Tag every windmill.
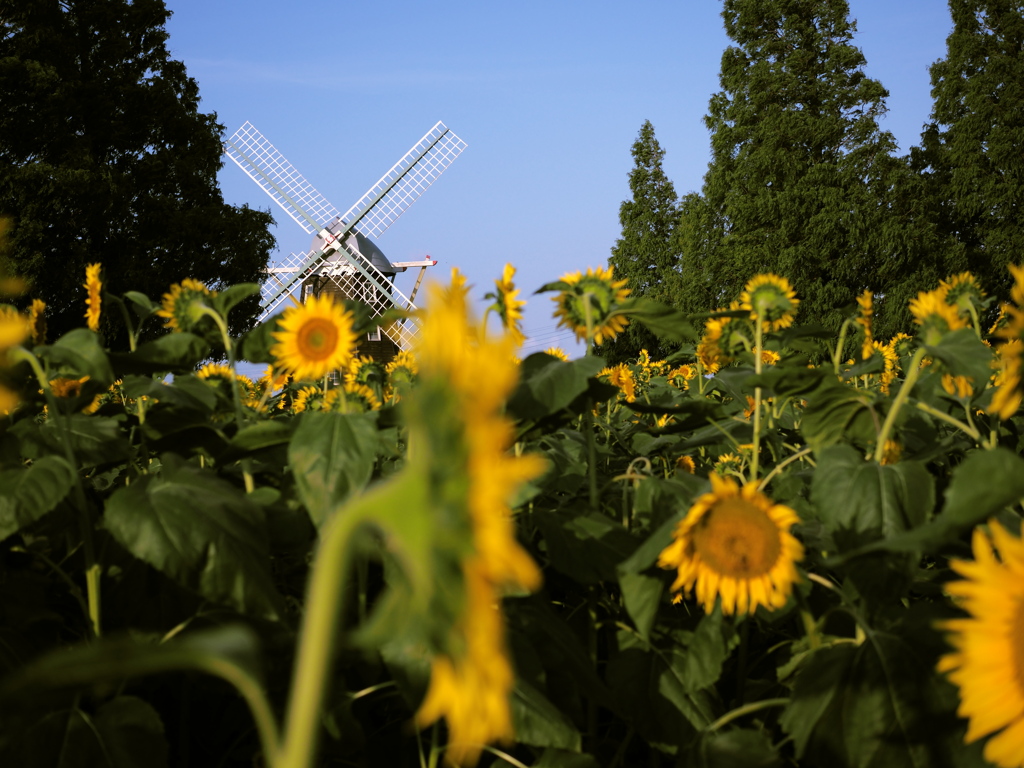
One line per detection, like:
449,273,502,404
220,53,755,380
223,121,467,357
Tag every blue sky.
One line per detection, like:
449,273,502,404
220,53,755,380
164,1,955,356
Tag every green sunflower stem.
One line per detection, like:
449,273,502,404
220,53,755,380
705,698,790,733
751,319,764,482
874,348,928,463
201,306,256,491
914,401,982,443
277,504,363,768
832,318,854,375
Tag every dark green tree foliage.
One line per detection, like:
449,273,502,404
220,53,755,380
913,0,1024,303
603,121,680,362
0,0,275,338
676,0,931,336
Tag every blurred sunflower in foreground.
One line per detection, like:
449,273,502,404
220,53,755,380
989,264,1024,421
939,521,1024,768
658,474,804,616
411,270,546,766
84,263,102,332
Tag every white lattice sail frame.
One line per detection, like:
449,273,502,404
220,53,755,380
224,121,466,347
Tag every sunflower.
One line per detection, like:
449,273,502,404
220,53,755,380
910,286,969,345
196,363,234,382
677,455,696,474
879,439,902,465
942,374,975,399
668,364,696,390
292,385,325,414
83,263,102,332
411,277,546,766
551,266,630,346
761,349,781,366
487,263,526,345
0,384,18,414
384,350,417,403
938,521,1024,768
544,347,570,362
0,305,30,355
271,294,358,381
599,363,636,403
345,354,386,398
874,341,899,394
940,272,986,320
27,299,46,345
888,332,915,360
987,265,1024,420
697,316,727,374
257,365,290,396
855,289,874,360
713,452,743,477
158,278,216,333
49,376,102,414
989,339,1023,420
739,274,800,331
342,382,381,411
658,474,804,615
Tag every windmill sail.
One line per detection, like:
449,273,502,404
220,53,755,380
223,121,466,347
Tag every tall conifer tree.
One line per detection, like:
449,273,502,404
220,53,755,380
603,121,680,362
676,0,926,335
0,0,275,338
913,0,1024,302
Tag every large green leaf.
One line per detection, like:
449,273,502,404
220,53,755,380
810,445,934,545
103,455,285,620
535,508,637,584
211,283,261,320
617,510,686,641
0,625,263,714
688,728,782,768
111,332,210,375
10,698,169,768
37,328,114,386
834,448,1024,558
0,455,76,541
237,314,282,364
288,411,379,527
780,633,982,768
621,297,698,342
510,678,581,751
800,383,878,451
924,328,993,390
606,628,717,753
12,414,131,468
508,354,608,422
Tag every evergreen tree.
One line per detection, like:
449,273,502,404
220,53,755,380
0,0,275,338
603,121,681,362
676,0,935,336
913,0,1024,303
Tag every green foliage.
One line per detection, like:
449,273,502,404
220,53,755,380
912,0,1024,306
602,121,682,362
675,0,943,337
0,262,1022,768
0,0,275,339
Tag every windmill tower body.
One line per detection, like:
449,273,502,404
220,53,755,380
223,121,466,362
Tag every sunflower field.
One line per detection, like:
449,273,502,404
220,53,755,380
1,251,1024,768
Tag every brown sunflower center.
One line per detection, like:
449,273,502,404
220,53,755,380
691,498,782,578
296,318,339,362
1011,595,1024,696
